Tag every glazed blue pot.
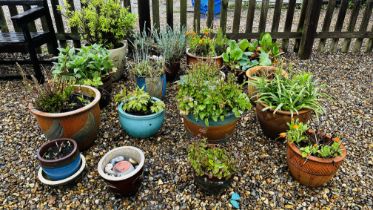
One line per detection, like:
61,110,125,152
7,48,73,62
118,98,165,138
135,74,166,98
37,138,81,181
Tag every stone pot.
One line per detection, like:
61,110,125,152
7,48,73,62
135,74,167,99
98,146,145,196
256,102,312,139
118,98,165,138
186,48,223,68
182,113,238,144
29,85,101,151
165,61,180,82
194,175,232,195
98,73,113,109
109,41,127,82
287,140,347,187
37,138,81,181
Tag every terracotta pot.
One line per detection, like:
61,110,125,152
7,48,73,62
98,146,145,196
256,102,312,139
165,61,180,82
109,41,128,82
29,85,101,151
98,73,113,109
182,113,238,144
186,48,223,67
287,141,347,187
194,175,232,195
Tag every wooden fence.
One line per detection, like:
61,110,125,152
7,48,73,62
0,0,372,59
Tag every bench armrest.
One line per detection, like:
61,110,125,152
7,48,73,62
11,6,46,24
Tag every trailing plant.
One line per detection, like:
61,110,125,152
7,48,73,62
115,87,165,115
188,139,236,180
186,28,228,57
52,44,114,87
60,0,136,49
177,63,252,126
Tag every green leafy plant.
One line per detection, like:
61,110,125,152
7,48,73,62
52,44,113,87
186,28,228,57
60,0,136,49
177,63,252,126
188,139,236,180
115,87,165,115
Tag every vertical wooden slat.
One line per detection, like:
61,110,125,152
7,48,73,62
318,0,336,52
282,0,296,51
330,0,348,52
353,0,373,53
271,0,283,37
342,0,362,52
166,0,173,29
245,0,256,34
138,0,151,33
180,0,187,28
232,0,242,34
0,7,9,32
193,0,201,32
366,24,373,52
207,0,214,28
123,0,131,12
298,0,322,59
51,0,66,47
22,5,37,32
66,0,80,47
152,0,160,31
294,0,309,52
220,0,228,33
8,6,21,32
259,0,269,33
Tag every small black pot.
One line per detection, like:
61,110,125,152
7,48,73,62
221,66,247,84
194,175,232,195
165,61,181,82
98,74,113,108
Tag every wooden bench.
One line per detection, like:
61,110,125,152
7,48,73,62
0,0,58,83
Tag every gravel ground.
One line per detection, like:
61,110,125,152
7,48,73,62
0,52,372,209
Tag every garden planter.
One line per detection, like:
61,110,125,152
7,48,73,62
194,175,232,195
186,48,223,67
37,138,81,181
29,85,101,151
256,102,312,139
98,146,145,195
109,41,127,81
182,113,238,143
135,74,167,98
287,141,347,187
98,73,113,108
165,61,180,82
118,98,165,138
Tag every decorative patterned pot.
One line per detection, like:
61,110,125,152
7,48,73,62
98,146,145,196
186,48,223,67
109,41,127,82
29,85,101,151
182,113,238,144
37,138,81,181
194,175,232,195
135,74,167,99
118,98,165,138
287,141,347,187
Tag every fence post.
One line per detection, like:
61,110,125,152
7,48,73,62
138,0,151,33
298,0,322,59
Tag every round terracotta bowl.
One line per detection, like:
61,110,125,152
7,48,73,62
98,146,145,196
194,174,233,195
256,102,312,139
287,141,347,187
186,48,223,68
29,85,101,151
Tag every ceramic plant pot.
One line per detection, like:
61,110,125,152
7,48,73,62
118,98,165,138
287,141,347,187
256,102,312,139
98,146,145,196
182,113,238,144
135,74,167,99
186,48,223,68
194,175,232,195
98,73,113,109
165,61,181,82
29,85,101,151
109,41,128,81
37,138,81,181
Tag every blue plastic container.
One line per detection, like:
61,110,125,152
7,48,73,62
135,74,166,99
192,0,221,15
118,98,165,138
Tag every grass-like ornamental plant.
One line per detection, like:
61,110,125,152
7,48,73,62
188,139,236,180
177,63,252,126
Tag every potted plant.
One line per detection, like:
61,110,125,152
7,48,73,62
251,70,325,139
186,28,227,67
188,139,236,195
98,146,145,195
115,87,165,138
177,63,252,143
52,44,114,108
37,138,81,181
280,120,347,187
60,0,136,81
153,26,186,82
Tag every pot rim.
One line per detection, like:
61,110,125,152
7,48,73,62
256,101,312,116
287,141,347,163
107,40,127,51
37,138,78,163
118,97,164,120
246,66,287,80
29,85,101,118
186,48,222,59
184,111,236,122
135,74,165,79
97,146,145,181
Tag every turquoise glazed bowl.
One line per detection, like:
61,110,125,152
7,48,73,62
118,98,165,138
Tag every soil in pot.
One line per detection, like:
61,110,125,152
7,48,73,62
42,140,74,160
124,100,158,116
194,175,232,195
59,94,93,112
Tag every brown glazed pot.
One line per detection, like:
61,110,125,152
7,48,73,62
98,146,145,196
98,73,113,109
29,85,101,151
186,48,223,68
165,61,181,82
287,141,347,187
256,102,312,139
